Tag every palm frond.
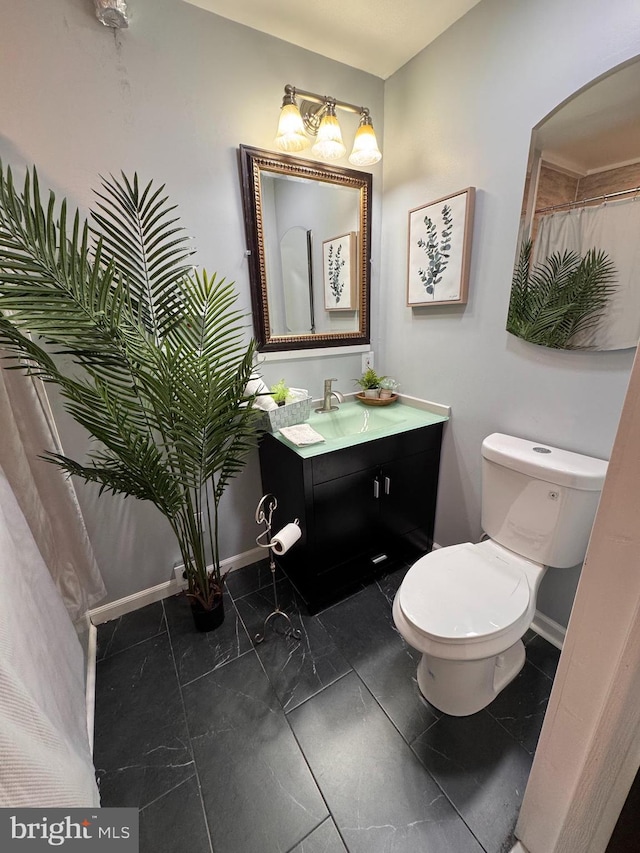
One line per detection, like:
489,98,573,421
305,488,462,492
91,173,194,341
506,240,617,349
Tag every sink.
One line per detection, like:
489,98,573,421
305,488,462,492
274,398,449,457
310,404,405,440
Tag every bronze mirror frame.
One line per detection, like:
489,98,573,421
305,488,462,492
238,144,371,352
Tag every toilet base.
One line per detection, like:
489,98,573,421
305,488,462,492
416,639,526,716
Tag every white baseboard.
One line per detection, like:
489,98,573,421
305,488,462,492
531,610,566,650
89,545,264,625
85,618,97,754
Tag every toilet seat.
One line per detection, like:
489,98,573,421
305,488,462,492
398,541,535,645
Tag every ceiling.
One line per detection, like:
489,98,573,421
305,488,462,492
182,0,483,79
180,0,639,174
535,60,640,174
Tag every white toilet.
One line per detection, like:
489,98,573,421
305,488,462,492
393,432,607,716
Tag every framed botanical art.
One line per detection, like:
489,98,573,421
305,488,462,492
323,231,356,310
407,187,475,306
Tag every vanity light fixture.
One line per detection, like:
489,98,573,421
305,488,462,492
349,112,382,167
274,84,382,167
311,101,346,161
274,87,308,152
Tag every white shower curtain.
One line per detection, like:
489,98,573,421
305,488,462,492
533,198,640,350
0,363,105,806
0,365,105,623
0,466,100,806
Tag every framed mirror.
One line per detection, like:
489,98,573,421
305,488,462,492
507,59,640,351
239,145,371,352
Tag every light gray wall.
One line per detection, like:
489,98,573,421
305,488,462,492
1,0,383,603
380,0,640,626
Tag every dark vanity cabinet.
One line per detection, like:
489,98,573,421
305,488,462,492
258,421,443,613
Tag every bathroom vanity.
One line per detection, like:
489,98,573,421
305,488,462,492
258,400,447,613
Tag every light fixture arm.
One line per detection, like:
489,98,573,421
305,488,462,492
283,84,369,120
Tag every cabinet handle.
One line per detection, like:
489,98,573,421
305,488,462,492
384,476,391,495
373,479,380,499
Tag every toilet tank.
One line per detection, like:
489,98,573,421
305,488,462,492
481,433,608,568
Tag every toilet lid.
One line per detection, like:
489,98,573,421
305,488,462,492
398,543,531,642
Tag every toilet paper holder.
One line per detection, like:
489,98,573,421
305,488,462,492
254,494,302,644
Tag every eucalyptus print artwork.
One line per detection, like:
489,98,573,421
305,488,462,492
417,203,453,298
407,188,475,306
323,232,356,310
327,243,346,304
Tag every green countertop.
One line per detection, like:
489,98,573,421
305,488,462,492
271,398,449,459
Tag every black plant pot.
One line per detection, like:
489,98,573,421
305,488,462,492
190,594,225,633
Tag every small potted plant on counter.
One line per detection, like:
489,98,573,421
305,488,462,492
379,377,399,400
270,379,290,406
356,367,385,399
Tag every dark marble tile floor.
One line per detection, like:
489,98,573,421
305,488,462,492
94,559,561,853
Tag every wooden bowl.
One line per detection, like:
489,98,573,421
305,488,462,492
355,393,399,407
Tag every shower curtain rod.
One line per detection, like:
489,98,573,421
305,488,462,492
536,185,640,215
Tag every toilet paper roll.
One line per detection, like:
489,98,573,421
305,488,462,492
271,522,302,555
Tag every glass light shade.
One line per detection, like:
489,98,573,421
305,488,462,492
311,112,346,160
348,121,382,167
275,103,309,152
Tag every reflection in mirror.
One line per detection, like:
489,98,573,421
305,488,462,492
507,58,640,351
279,226,314,335
239,145,371,352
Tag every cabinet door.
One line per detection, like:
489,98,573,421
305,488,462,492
312,466,381,568
380,451,439,541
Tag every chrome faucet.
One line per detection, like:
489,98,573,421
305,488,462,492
315,378,344,413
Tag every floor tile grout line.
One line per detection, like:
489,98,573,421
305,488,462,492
238,596,354,852
179,645,257,690
285,663,489,853
314,579,498,853
525,658,557,681
283,704,353,853
346,665,493,852
281,816,338,853
137,771,199,814
225,587,348,848
283,667,354,716
96,609,168,663
161,598,216,853
170,584,339,852
279,654,356,715
231,576,357,716
169,590,260,690
251,639,351,850
484,705,546,757
404,730,495,853
97,628,168,662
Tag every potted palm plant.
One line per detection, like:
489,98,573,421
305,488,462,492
355,367,385,398
0,163,262,631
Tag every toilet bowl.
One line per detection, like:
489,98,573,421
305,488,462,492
392,540,545,716
392,432,608,717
